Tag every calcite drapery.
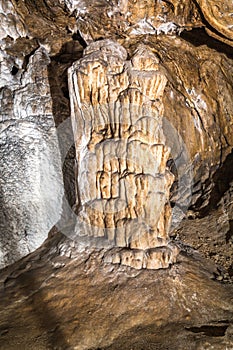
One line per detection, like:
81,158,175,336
68,40,179,269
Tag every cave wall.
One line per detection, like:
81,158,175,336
0,0,233,269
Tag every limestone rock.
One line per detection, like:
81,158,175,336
0,235,232,350
196,0,233,46
65,0,203,41
124,35,233,215
0,0,233,349
63,0,233,48
0,0,233,271
0,1,26,42
103,244,180,269
177,178,233,279
68,39,179,269
0,47,64,268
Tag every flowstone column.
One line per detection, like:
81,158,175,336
68,40,179,269
0,48,64,268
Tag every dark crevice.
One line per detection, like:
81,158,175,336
22,46,40,71
48,40,84,210
66,26,73,34
11,66,19,75
192,0,233,52
180,28,233,59
51,39,83,64
61,86,70,100
228,264,233,277
226,220,233,243
193,149,233,217
72,31,87,48
185,325,228,337
167,158,178,207
95,37,105,41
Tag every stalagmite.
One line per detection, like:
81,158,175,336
68,39,179,269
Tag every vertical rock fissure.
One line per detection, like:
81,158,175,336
197,149,233,216
47,40,84,210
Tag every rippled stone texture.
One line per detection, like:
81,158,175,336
64,0,233,47
68,39,179,269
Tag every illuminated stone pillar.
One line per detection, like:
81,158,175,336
68,40,179,269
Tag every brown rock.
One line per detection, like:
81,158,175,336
0,235,232,350
196,0,233,46
68,0,203,41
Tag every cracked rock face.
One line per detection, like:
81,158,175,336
68,39,179,269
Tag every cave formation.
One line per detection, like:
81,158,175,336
0,1,233,349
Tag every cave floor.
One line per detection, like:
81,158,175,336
0,231,233,350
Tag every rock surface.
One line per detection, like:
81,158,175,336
0,0,232,269
68,0,203,41
68,39,179,269
0,1,233,349
0,46,64,268
0,232,232,350
177,179,233,280
196,0,233,46
142,34,233,212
